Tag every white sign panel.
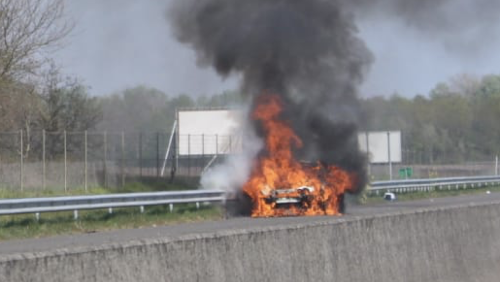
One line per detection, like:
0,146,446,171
178,109,402,162
358,131,402,163
178,109,244,155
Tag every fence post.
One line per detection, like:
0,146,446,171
365,131,371,177
387,131,392,180
84,130,88,192
103,131,107,188
202,134,205,175
496,155,498,176
42,129,46,190
64,130,67,192
188,134,191,177
121,131,125,188
139,132,143,177
156,132,160,178
20,130,23,192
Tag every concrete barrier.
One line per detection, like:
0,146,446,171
1,202,500,282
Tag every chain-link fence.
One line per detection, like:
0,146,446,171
0,130,498,190
0,131,236,191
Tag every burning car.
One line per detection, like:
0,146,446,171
264,186,314,208
242,95,355,217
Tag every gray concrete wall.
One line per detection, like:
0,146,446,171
1,202,500,282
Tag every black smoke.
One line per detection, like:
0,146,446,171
169,0,372,193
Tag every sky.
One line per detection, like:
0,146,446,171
53,0,500,98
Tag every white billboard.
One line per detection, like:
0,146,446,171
177,109,244,155
358,131,402,163
178,109,402,162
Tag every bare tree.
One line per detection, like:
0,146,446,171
0,0,72,81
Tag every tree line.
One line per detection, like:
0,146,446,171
362,74,500,164
1,0,499,164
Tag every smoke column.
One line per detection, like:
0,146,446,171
169,0,372,194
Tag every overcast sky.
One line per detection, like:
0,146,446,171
53,0,500,97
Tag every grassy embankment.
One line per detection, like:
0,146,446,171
0,178,224,240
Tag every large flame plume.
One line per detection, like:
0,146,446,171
243,94,355,217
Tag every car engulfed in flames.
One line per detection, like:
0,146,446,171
265,186,314,207
242,94,356,218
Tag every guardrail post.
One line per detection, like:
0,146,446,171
35,213,40,222
196,202,200,209
73,210,78,220
169,203,174,213
140,206,144,213
108,207,113,214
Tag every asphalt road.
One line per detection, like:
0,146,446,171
0,192,499,256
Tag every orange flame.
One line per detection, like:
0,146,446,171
243,94,355,217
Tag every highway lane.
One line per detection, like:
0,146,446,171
0,192,499,256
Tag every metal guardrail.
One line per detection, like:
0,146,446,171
0,190,225,219
369,175,500,194
1,175,500,218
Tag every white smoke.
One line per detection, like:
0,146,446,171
199,106,262,193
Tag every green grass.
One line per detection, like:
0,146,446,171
364,184,500,204
0,204,223,240
0,177,219,240
0,177,200,199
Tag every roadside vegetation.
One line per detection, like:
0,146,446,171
0,179,223,241
0,204,223,241
363,184,500,204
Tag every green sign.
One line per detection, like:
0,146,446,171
399,167,413,179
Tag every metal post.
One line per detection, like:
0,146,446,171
64,130,67,192
103,131,107,188
161,120,178,177
387,131,392,180
139,132,143,177
215,134,219,155
365,131,371,177
156,132,160,178
42,129,46,190
188,134,191,176
20,130,23,192
84,131,88,192
121,131,125,188
201,134,205,175
170,131,177,182
496,155,498,176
